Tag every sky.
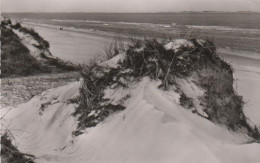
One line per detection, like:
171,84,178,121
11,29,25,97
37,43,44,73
1,0,260,13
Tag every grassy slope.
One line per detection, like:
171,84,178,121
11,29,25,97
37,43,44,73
1,25,50,77
1,21,78,78
0,20,80,162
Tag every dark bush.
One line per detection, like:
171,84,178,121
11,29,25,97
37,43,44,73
1,133,35,163
19,27,50,49
10,22,22,29
1,18,12,26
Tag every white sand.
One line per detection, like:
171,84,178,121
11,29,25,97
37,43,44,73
235,69,260,126
3,77,260,163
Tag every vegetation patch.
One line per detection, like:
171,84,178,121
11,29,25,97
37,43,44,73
1,132,35,163
1,18,78,78
73,63,127,135
179,93,194,110
0,24,51,77
18,25,50,50
75,37,260,141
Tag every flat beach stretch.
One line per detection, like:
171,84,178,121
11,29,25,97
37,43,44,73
23,23,113,64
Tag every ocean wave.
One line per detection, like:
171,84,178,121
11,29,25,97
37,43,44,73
51,19,176,28
27,18,260,34
51,19,103,24
187,25,260,33
22,21,115,38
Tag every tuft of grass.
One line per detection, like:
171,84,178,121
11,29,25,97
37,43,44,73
1,18,12,26
1,132,35,163
19,27,50,49
102,35,127,60
179,93,194,110
10,22,22,30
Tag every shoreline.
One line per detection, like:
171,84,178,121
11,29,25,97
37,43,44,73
24,23,260,61
23,22,117,39
4,12,260,30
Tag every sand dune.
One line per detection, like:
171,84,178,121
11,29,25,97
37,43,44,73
26,24,260,126
2,23,259,163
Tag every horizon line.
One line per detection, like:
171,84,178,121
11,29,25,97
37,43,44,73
2,11,260,14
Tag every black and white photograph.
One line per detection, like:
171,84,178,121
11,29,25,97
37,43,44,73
1,0,260,162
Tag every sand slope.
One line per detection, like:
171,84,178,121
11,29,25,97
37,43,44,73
2,76,260,163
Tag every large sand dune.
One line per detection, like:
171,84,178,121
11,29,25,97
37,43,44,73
26,24,260,126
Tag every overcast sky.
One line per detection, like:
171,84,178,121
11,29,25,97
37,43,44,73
1,0,260,13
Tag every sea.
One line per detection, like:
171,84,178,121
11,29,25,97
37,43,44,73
2,12,260,63
3,12,260,29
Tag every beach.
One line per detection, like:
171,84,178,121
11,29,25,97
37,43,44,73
2,0,260,160
23,23,114,64
2,19,260,125
21,22,260,126
2,15,260,163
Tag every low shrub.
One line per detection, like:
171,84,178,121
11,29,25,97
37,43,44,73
10,22,22,29
75,37,260,141
1,18,12,26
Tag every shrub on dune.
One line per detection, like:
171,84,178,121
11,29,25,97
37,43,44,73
75,37,260,141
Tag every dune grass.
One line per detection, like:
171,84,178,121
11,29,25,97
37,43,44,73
1,24,51,77
1,19,79,78
1,132,35,163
